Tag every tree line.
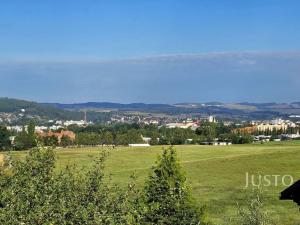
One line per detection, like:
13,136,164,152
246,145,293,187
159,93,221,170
0,122,257,151
68,122,254,146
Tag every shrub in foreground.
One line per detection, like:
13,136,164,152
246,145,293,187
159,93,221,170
0,147,140,224
0,146,206,225
237,191,275,225
142,147,209,225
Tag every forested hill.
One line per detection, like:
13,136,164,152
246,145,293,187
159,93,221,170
43,102,176,111
0,98,83,120
1,97,300,121
45,101,293,119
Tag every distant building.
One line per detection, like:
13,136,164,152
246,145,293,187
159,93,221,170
141,136,152,144
233,126,256,134
7,125,23,133
253,135,271,142
55,120,63,125
35,126,48,132
201,142,232,146
186,138,193,143
63,120,86,127
234,118,298,135
49,125,63,130
166,122,199,130
207,116,217,123
289,115,300,118
280,131,300,140
256,123,288,132
9,136,16,144
223,121,234,126
149,120,159,125
128,143,150,147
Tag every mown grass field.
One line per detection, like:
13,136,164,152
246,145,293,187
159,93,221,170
4,141,300,224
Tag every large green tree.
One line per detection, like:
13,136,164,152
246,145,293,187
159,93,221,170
60,135,73,147
14,122,37,150
75,132,100,146
101,131,114,145
196,122,217,142
0,126,11,151
142,147,208,225
42,135,59,147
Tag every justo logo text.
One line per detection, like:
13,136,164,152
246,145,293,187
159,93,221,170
245,172,294,188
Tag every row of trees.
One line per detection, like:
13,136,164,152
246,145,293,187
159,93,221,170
250,127,300,136
0,122,75,151
0,147,209,224
75,129,143,146
1,121,256,151
69,122,253,146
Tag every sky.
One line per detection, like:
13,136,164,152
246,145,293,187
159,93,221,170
0,0,300,103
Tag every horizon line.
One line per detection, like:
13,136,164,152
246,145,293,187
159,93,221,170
1,50,300,64
1,96,299,106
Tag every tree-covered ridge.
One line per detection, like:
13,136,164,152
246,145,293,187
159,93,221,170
2,97,297,122
0,97,82,120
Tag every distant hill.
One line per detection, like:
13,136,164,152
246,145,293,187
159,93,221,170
1,97,300,122
43,102,176,111
44,100,299,120
0,97,83,121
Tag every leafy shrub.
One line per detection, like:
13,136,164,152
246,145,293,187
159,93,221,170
0,146,208,225
237,191,275,225
0,147,140,225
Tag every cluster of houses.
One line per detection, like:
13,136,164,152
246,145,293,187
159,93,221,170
4,114,300,147
6,119,91,134
110,114,219,130
236,119,299,134
5,119,88,146
251,118,297,132
200,141,232,146
110,115,160,125
165,121,199,130
0,112,20,124
233,118,300,143
50,119,92,127
165,116,217,130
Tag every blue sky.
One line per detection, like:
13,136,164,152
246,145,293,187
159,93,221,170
0,1,300,103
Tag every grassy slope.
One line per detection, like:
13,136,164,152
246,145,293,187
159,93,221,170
9,142,300,224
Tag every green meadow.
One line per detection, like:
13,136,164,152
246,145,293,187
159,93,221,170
6,141,300,224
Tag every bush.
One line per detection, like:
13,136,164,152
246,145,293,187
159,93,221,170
142,147,209,225
237,191,275,225
0,147,140,225
0,146,209,225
